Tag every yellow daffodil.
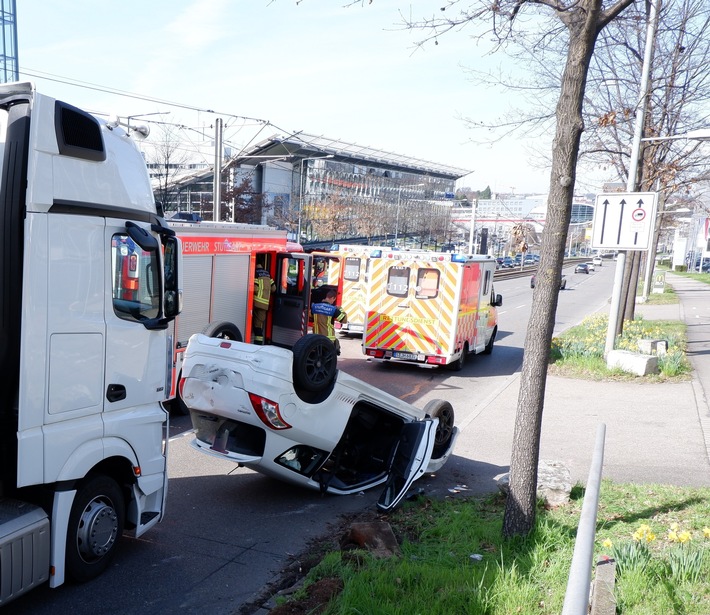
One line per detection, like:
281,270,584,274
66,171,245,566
645,532,656,543
668,530,679,543
703,527,710,539
602,538,613,549
678,531,692,543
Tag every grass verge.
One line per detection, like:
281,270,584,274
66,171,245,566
549,312,690,381
274,482,710,614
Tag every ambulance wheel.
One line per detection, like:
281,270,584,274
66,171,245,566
66,475,125,583
202,321,243,341
448,344,468,371
424,399,455,459
292,334,337,393
483,328,497,355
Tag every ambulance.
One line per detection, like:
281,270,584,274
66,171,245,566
363,250,502,369
168,222,312,409
312,244,388,336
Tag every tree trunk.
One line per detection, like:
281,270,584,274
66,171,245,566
502,1,605,538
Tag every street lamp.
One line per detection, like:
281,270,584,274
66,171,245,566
298,154,334,240
395,182,426,248
641,128,710,142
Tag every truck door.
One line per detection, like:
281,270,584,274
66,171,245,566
105,221,170,412
271,253,312,348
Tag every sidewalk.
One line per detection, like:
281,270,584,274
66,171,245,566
448,273,710,492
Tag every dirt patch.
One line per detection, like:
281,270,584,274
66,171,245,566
267,577,344,615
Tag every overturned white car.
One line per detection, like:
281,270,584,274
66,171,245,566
179,334,458,511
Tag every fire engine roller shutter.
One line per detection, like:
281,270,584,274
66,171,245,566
210,254,250,338
177,255,213,347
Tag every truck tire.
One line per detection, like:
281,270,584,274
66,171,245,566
201,321,243,341
292,334,337,393
66,475,125,583
424,399,455,459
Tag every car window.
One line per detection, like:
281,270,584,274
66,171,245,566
343,257,361,282
111,233,160,322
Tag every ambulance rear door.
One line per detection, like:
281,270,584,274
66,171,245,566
368,258,448,361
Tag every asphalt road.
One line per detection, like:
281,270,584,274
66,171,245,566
3,261,616,615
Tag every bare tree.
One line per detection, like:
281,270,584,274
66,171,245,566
147,124,193,214
396,0,634,536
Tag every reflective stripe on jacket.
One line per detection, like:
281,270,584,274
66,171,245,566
254,268,275,309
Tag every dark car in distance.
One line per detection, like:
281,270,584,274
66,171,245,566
574,263,590,274
531,274,566,290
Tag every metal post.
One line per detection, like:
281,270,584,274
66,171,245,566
395,185,402,248
468,199,477,254
213,117,223,222
562,423,607,615
604,0,660,355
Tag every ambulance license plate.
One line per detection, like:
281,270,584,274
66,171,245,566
394,351,418,361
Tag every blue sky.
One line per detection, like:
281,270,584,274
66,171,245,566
17,0,571,194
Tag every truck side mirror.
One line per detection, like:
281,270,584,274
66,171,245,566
163,236,182,319
494,294,503,307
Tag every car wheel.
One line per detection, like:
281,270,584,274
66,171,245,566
66,475,125,583
424,399,455,459
201,321,243,341
483,327,496,355
292,334,337,393
173,370,190,416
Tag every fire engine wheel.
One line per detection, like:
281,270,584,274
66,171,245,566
448,344,468,371
292,334,337,393
202,321,243,341
483,327,497,355
66,475,125,583
424,399,455,459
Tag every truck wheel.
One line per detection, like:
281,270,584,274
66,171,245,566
66,475,125,583
483,328,497,355
424,399,455,459
201,321,243,341
292,334,337,393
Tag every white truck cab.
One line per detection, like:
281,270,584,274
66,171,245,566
0,82,181,604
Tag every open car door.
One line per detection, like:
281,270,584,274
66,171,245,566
376,420,437,511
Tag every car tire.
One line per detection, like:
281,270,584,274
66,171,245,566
201,321,243,341
424,399,455,459
292,334,337,393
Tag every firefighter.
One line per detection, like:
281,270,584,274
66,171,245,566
311,289,347,355
253,258,275,344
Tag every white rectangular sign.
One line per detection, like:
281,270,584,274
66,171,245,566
591,192,658,250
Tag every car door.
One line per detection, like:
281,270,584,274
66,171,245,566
376,420,436,511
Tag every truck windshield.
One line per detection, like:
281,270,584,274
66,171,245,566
111,233,160,322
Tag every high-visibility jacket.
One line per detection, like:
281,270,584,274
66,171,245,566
311,302,347,341
254,267,275,310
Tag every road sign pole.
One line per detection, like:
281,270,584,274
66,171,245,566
605,251,626,353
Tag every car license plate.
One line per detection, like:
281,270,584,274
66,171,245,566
394,351,418,361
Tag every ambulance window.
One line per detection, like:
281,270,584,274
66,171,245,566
344,257,361,281
386,266,410,297
483,270,492,295
415,268,440,299
111,233,160,322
